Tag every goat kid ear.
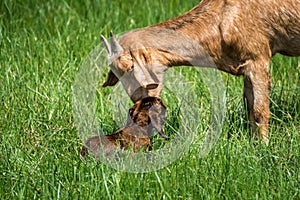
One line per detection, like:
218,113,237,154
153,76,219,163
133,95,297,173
149,104,168,139
102,70,119,87
126,107,135,126
126,100,142,125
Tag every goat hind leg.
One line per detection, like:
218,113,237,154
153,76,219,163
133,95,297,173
243,60,271,145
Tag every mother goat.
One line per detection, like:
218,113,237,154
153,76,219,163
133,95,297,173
100,0,300,145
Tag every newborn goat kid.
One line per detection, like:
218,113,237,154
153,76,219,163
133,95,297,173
101,0,300,145
81,97,167,158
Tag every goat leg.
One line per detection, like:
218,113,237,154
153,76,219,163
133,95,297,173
243,59,271,145
158,129,169,139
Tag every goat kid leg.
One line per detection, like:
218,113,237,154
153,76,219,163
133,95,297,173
243,60,271,145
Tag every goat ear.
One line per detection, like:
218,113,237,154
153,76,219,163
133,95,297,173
132,64,159,89
149,103,168,138
130,49,159,90
126,100,142,125
126,107,135,126
102,70,119,87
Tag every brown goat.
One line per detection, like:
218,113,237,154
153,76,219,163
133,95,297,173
101,0,300,145
81,97,167,158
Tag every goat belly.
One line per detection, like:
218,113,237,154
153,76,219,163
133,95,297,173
117,126,151,152
82,135,119,158
81,126,151,158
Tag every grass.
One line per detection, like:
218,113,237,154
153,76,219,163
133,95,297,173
1,0,299,199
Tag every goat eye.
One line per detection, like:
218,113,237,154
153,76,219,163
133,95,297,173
128,65,134,72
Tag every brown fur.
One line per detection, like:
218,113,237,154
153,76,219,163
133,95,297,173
81,97,167,158
101,0,300,145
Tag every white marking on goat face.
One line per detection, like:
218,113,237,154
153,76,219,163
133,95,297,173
108,52,133,79
110,51,167,102
101,33,168,101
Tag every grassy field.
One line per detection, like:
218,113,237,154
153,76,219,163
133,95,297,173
1,0,299,199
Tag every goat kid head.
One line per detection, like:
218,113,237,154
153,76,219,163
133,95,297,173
100,31,169,102
80,97,167,159
126,97,168,139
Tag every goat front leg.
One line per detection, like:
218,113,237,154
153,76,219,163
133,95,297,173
243,59,271,145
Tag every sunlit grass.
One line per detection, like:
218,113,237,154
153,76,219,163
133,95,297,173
1,0,299,199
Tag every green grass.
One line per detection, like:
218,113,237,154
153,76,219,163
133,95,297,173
1,0,299,199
